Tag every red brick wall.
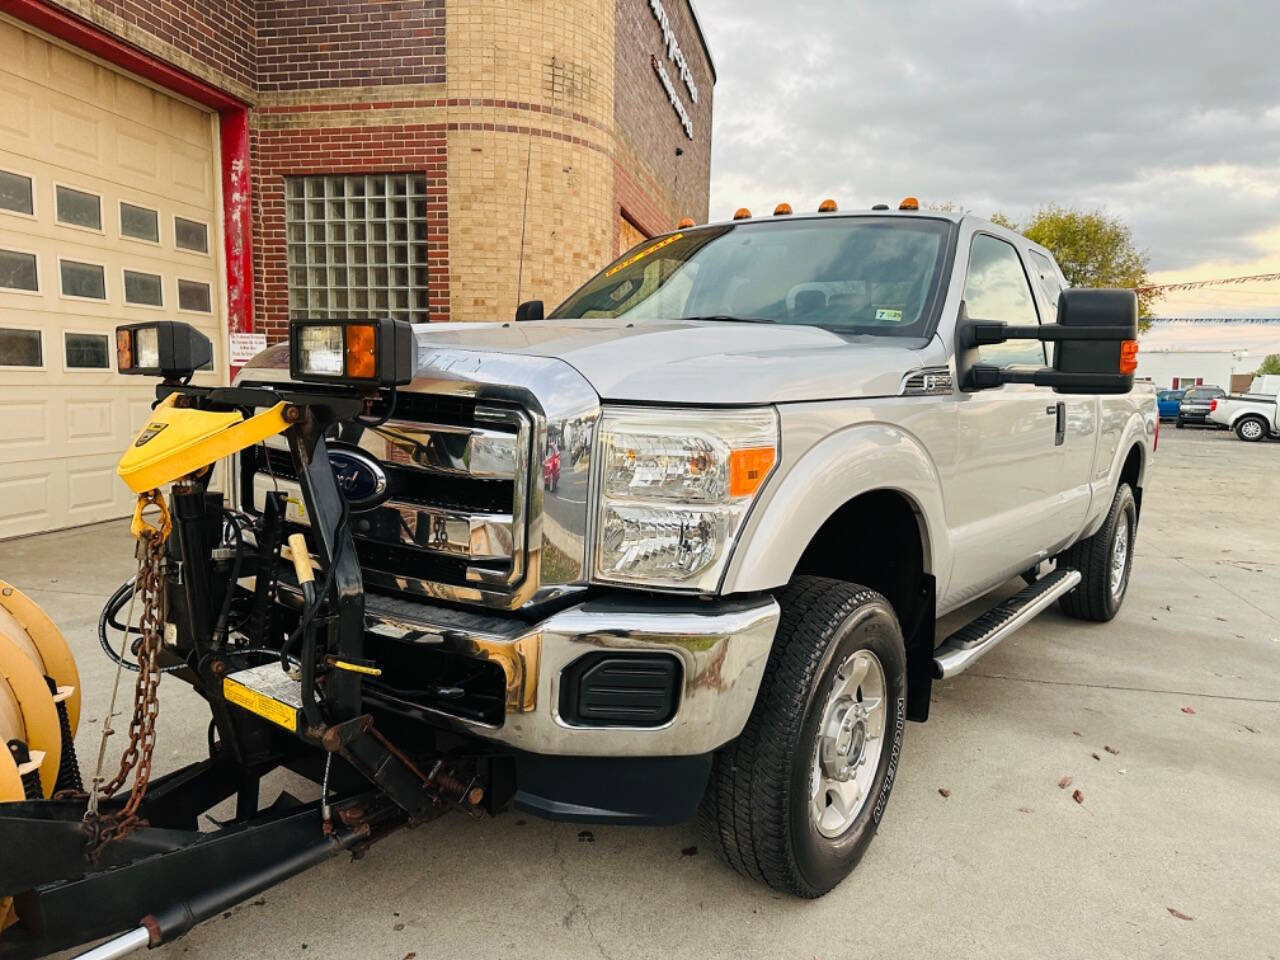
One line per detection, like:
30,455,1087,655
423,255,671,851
614,0,714,225
251,124,449,343
256,0,445,92
75,0,256,90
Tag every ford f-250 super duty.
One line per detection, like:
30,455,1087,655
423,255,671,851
230,203,1156,898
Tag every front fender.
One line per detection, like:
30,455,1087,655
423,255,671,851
722,419,949,596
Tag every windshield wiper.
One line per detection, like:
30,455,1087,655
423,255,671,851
683,315,778,324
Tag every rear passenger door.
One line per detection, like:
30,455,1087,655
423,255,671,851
948,234,1076,600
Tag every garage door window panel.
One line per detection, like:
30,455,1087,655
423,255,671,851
120,202,161,244
0,170,35,218
64,331,111,370
175,216,209,254
55,184,103,232
59,259,107,301
963,234,1044,367
0,328,43,368
0,248,40,293
123,269,164,308
177,278,212,314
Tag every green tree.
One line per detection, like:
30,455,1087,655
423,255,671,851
988,206,1159,330
1257,353,1280,376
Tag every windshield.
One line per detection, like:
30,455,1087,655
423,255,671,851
552,217,954,336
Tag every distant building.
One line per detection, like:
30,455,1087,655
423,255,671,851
1135,348,1250,390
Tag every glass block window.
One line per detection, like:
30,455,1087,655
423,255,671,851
121,202,160,243
0,171,33,215
285,173,430,323
56,185,102,230
0,249,38,291
60,260,106,299
65,331,110,369
178,278,212,313
123,269,163,306
0,328,42,367
175,216,209,253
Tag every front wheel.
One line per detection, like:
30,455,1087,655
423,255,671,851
1236,416,1268,442
1175,417,1185,428
698,577,907,898
1057,482,1137,622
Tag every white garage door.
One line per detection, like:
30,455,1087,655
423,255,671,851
0,16,226,538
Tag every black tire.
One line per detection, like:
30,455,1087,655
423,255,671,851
698,576,907,898
1057,483,1137,622
1235,416,1268,443
1175,417,1185,428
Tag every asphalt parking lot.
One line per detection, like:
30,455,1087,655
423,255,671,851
7,426,1276,960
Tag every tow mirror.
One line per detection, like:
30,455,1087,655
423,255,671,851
515,299,544,322
956,288,1138,395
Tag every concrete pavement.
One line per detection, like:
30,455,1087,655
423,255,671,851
6,426,1277,960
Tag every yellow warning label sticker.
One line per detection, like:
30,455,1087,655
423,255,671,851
223,677,298,732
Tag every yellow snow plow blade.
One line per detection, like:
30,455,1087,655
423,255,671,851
0,579,81,734
0,632,61,799
117,394,291,493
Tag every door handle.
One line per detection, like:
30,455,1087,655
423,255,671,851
1051,402,1066,446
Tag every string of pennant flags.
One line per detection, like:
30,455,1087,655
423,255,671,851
1136,271,1280,294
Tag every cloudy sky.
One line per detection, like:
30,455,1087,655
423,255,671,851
694,0,1280,328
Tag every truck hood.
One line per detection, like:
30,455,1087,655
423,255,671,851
403,318,947,404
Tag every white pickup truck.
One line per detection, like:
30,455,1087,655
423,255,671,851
238,205,1157,898
1208,383,1280,441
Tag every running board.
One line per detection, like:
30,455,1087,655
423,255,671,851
933,568,1082,679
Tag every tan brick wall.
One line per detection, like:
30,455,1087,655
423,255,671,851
444,0,617,323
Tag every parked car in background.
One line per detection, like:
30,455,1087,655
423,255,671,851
1176,385,1226,428
1208,389,1280,442
1157,388,1185,420
543,442,560,490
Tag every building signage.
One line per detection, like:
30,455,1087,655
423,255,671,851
652,55,694,140
229,331,267,366
648,0,699,104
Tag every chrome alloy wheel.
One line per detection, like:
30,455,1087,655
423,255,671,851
1240,419,1265,440
1110,518,1130,598
809,648,887,838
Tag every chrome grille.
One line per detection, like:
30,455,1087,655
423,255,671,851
245,401,531,600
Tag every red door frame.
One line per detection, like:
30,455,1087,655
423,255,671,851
0,0,254,346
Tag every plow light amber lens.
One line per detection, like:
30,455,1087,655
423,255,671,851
345,323,377,379
728,447,777,498
1120,339,1139,374
116,329,133,370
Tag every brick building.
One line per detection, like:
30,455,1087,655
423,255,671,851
0,0,714,535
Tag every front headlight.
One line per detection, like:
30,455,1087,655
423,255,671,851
593,407,778,590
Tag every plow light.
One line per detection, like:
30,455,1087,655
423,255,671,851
115,321,212,379
289,317,415,387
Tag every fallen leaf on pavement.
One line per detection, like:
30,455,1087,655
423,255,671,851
1058,776,1073,789
1181,706,1196,715
1104,745,1119,755
938,788,951,798
681,845,698,856
405,953,418,960
1072,731,1083,737
1092,752,1101,761
1017,806,1034,814
1167,908,1194,921
1072,789,1084,805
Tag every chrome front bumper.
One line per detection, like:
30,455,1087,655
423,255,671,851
364,592,780,757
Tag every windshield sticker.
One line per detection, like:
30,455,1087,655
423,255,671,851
605,232,683,277
874,308,904,322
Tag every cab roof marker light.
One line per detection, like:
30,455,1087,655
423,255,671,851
733,207,752,220
773,203,793,216
899,196,920,210
818,198,838,213
677,217,695,228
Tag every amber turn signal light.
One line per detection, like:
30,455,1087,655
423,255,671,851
1119,339,1139,375
728,446,777,498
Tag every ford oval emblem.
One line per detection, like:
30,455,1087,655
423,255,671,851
328,449,389,510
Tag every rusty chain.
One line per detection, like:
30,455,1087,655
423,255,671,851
88,492,170,850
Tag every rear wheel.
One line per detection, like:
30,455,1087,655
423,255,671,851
1236,416,1268,442
1175,416,1185,428
698,577,907,898
1058,483,1136,622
